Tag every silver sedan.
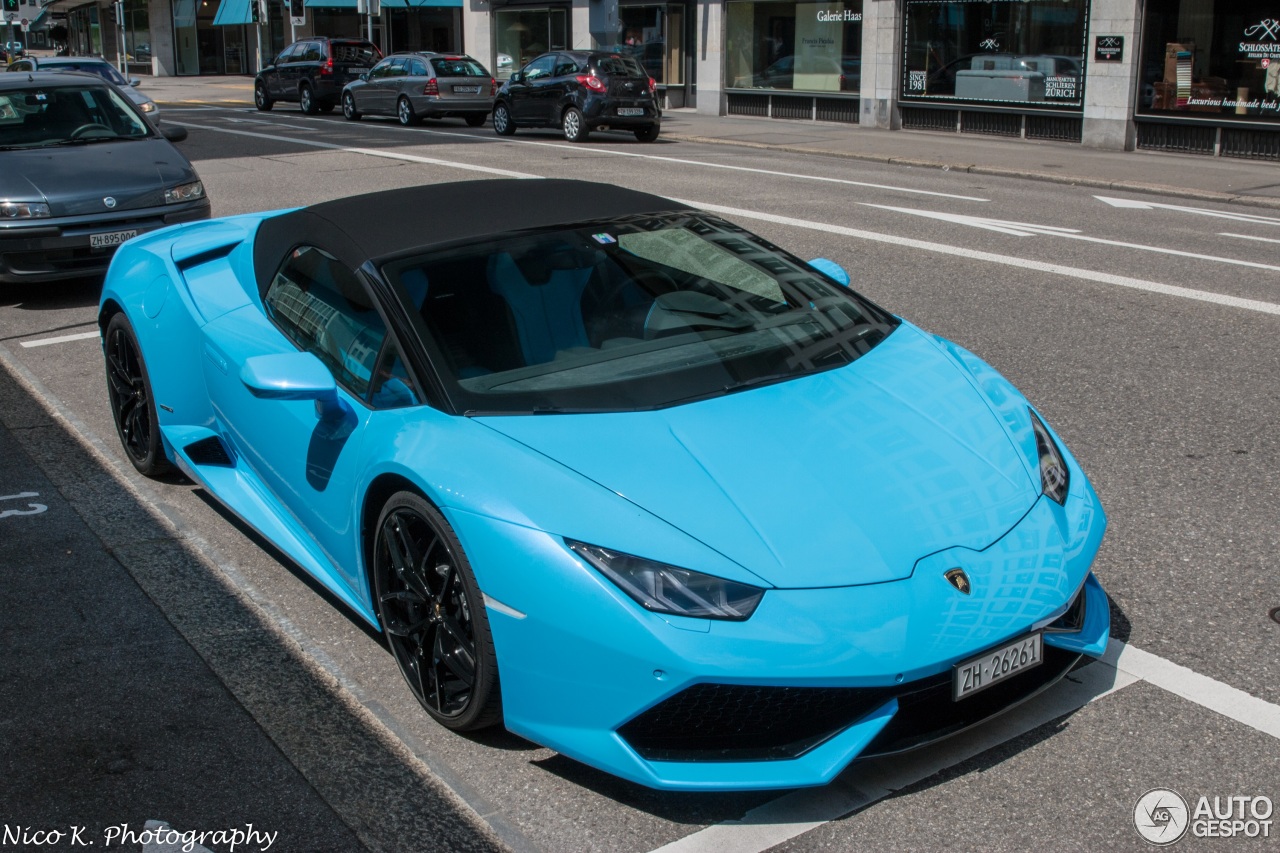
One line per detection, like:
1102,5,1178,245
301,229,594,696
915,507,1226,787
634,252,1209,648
341,52,494,127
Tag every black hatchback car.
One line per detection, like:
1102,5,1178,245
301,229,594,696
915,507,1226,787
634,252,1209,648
493,50,660,142
255,37,382,115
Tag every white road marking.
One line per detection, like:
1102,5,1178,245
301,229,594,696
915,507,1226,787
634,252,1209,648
652,638,1280,853
20,330,102,348
170,120,541,179
195,108,991,202
677,199,1280,317
863,203,1280,273
1097,195,1280,226
1,491,48,519
1221,232,1280,245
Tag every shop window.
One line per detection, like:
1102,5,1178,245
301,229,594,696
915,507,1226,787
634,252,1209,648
901,0,1087,109
1138,1,1280,124
591,3,685,85
494,8,568,78
726,1,861,94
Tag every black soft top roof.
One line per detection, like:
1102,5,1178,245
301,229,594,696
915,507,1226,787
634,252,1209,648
252,179,691,293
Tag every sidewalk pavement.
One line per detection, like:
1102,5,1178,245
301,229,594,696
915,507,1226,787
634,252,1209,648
140,74,1280,210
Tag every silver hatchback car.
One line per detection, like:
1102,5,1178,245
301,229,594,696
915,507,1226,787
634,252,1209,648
341,52,494,127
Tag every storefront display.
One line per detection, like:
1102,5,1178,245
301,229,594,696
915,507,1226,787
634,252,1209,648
725,1,861,93
901,0,1088,109
592,2,686,85
494,6,567,78
1138,2,1280,123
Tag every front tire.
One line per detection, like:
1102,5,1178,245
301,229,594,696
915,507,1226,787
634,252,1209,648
373,492,501,731
104,313,171,477
299,83,319,115
562,106,589,142
492,103,515,136
254,80,273,111
464,113,486,127
397,96,419,126
342,91,361,121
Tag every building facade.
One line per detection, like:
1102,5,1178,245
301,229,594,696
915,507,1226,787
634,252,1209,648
31,0,1280,158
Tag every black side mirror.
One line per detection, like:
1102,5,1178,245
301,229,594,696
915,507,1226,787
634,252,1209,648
161,124,188,142
510,71,524,84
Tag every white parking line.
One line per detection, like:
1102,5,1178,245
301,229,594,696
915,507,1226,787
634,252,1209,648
1221,232,1280,245
191,108,991,202
171,121,541,179
652,638,1280,853
676,199,1280,318
20,330,102,348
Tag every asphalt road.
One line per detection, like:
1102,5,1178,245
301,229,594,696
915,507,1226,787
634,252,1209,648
2,106,1278,852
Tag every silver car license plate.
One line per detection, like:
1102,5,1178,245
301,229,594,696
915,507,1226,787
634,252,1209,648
90,229,138,249
953,632,1043,700
453,85,481,94
616,107,644,116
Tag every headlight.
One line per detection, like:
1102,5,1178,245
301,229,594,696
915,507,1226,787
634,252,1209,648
1029,408,1069,505
566,540,765,621
0,201,51,219
164,181,204,205
138,101,157,113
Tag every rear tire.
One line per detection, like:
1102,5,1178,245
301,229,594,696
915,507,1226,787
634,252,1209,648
254,80,273,111
492,103,515,136
464,113,486,127
634,124,660,143
318,102,335,114
397,96,419,126
342,91,361,121
299,83,319,115
562,106,589,143
104,313,172,477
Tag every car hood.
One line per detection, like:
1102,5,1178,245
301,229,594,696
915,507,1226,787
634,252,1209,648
0,140,194,215
477,324,1041,589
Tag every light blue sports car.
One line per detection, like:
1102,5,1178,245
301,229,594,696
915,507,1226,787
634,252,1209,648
99,180,1109,791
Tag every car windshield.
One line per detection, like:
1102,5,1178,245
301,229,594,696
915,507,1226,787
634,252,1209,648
45,61,129,86
0,85,151,148
384,212,899,414
592,54,646,77
429,57,488,77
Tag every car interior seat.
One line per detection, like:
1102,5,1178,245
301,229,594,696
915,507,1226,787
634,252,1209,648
486,244,603,366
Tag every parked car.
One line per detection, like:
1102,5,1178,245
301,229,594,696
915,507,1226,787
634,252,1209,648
255,37,382,115
6,56,161,123
342,52,494,126
3,42,24,60
0,72,208,285
749,53,860,92
97,178,1108,791
493,50,660,142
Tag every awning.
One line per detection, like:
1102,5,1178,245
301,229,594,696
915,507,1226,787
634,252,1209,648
304,0,462,8
29,5,50,25
212,0,254,26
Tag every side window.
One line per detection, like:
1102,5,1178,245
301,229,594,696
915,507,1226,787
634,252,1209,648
368,58,393,79
273,45,294,65
553,55,577,77
387,57,408,77
523,54,556,81
301,43,322,63
368,340,421,409
407,59,428,77
264,246,388,399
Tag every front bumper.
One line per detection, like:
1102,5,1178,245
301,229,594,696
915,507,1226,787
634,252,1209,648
454,453,1109,791
0,199,210,284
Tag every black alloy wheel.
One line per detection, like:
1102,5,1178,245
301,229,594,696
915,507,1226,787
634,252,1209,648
464,113,486,127
254,80,273,111
492,102,515,136
562,106,589,142
634,124,659,143
397,96,419,126
299,83,318,115
373,491,501,731
104,313,171,477
342,91,361,121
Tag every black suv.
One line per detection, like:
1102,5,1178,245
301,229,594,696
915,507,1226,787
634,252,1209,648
493,50,660,143
255,37,382,115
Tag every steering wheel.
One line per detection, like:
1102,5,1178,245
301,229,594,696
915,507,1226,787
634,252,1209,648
69,122,113,139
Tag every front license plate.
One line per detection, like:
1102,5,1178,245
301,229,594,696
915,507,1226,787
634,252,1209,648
89,229,137,249
953,632,1043,701
453,85,481,94
616,107,644,116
